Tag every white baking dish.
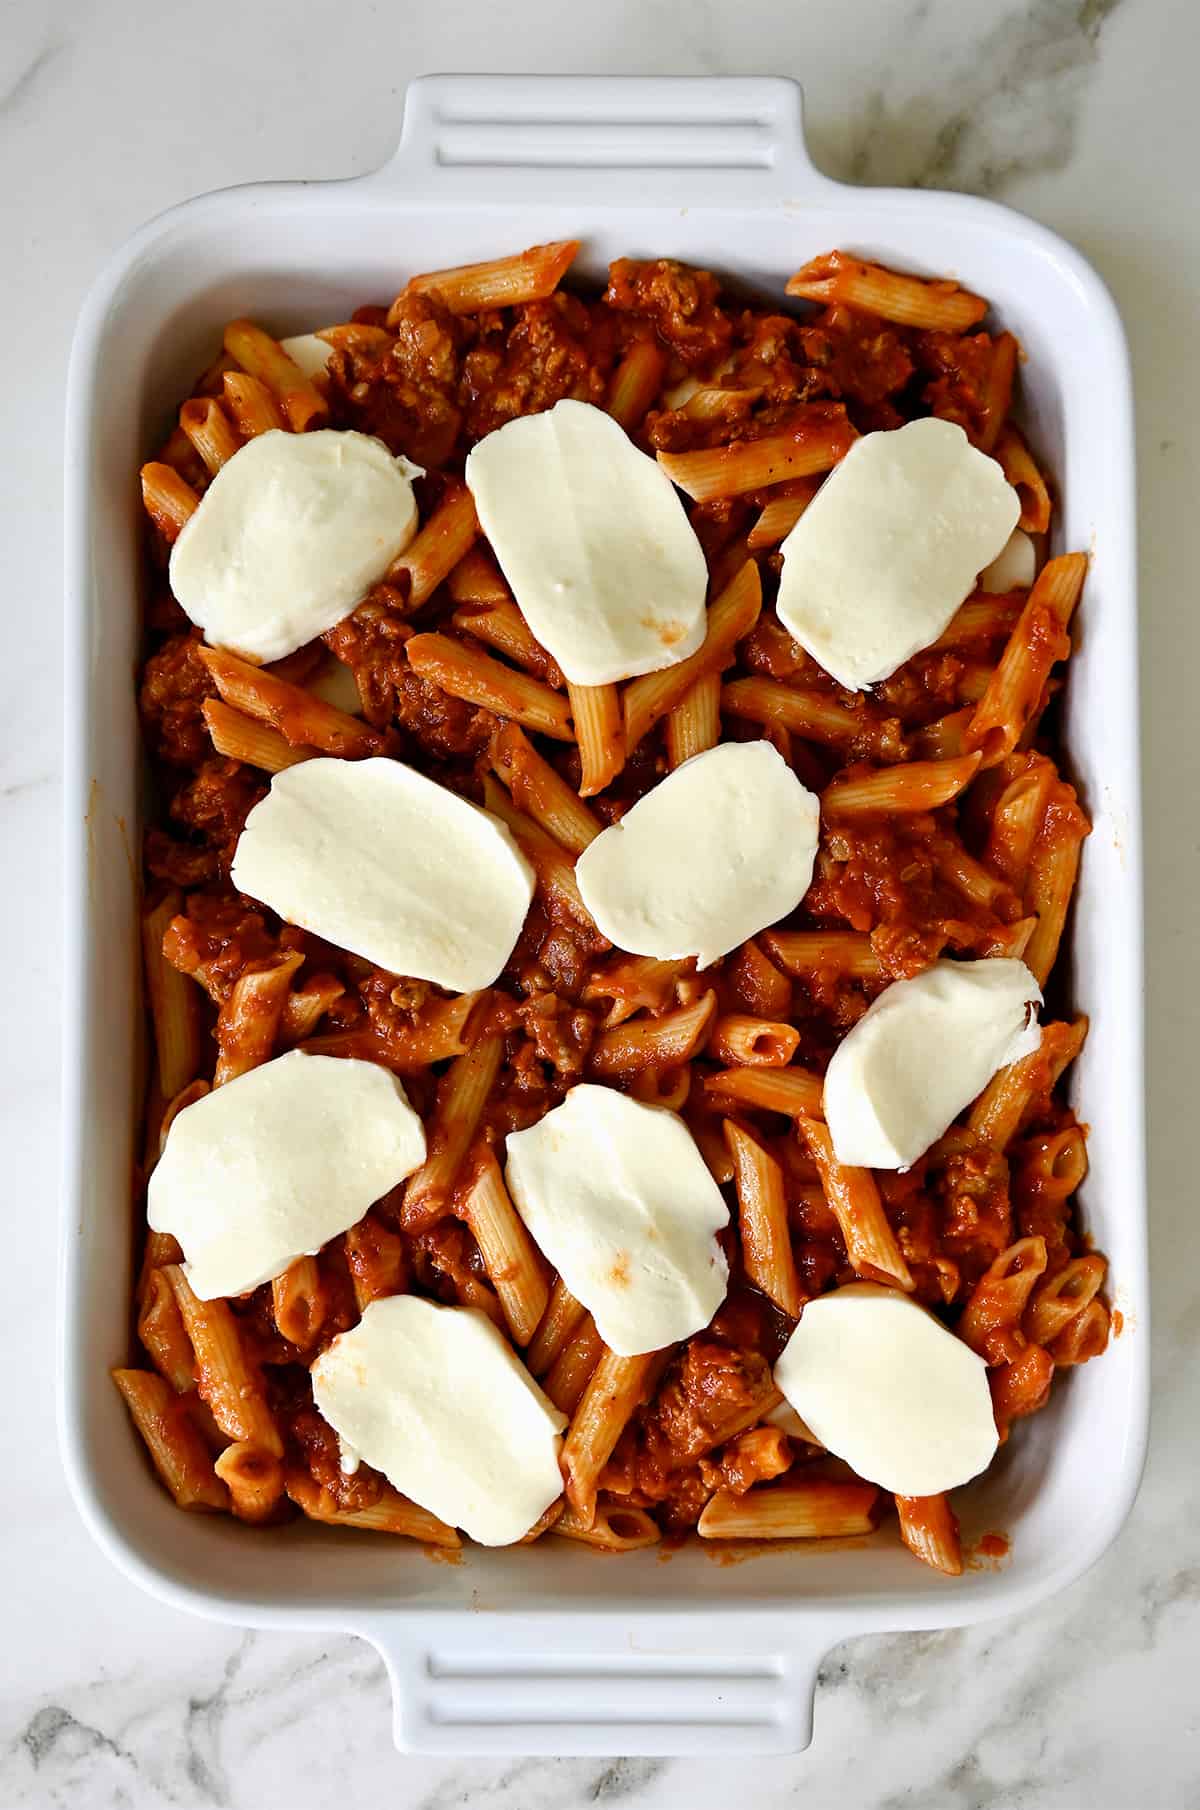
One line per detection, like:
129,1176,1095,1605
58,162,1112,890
60,74,1148,1756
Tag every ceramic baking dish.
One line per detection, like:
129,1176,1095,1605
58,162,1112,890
60,74,1148,1756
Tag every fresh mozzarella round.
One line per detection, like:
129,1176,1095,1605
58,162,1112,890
279,332,334,378
505,1084,729,1357
148,1051,426,1299
979,527,1037,593
231,757,535,991
169,429,422,663
823,958,1043,1170
575,741,820,968
464,399,709,686
311,1296,567,1546
774,1284,998,1495
776,418,1021,689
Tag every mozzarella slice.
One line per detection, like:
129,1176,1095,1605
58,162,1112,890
169,429,422,664
311,1296,567,1546
231,757,535,991
575,742,819,968
774,1283,998,1495
775,418,1020,690
823,958,1042,1170
279,332,334,379
464,399,708,685
505,1084,729,1356
979,527,1037,593
148,1051,426,1299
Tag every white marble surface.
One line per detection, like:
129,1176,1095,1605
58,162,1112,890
3,0,1198,1802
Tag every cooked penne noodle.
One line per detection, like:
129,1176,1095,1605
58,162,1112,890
198,645,387,758
1049,1299,1110,1365
985,755,1056,884
996,426,1052,533
666,671,722,767
542,1314,605,1416
931,832,1014,912
517,1498,567,1543
932,594,1024,651
461,1148,551,1346
702,1064,824,1119
622,559,761,755
631,1064,691,1111
552,1501,662,1551
728,938,793,1019
447,544,511,607
140,462,199,541
213,952,304,1086
968,1017,1088,1151
786,251,987,332
214,1442,285,1524
179,396,243,475
894,1493,963,1575
959,1236,1049,1364
746,479,820,549
710,1014,800,1068
278,973,345,1045
406,632,572,740
725,1121,805,1317
1017,1126,1089,1200
722,676,902,759
562,1349,659,1525
1025,1254,1107,1347
399,240,580,316
762,930,883,982
657,410,856,502
481,775,598,931
454,601,563,683
1023,786,1091,986
491,722,600,854
568,682,626,796
163,1266,283,1456
607,338,667,431
271,1257,327,1349
343,1213,409,1311
588,991,717,1078
111,1369,229,1512
222,319,328,431
315,322,392,356
285,1474,461,1546
911,706,973,761
301,990,479,1072
401,1031,504,1232
966,555,1086,764
387,483,480,607
157,422,207,486
974,331,1019,452
526,1275,587,1378
582,954,689,1027
137,1268,196,1393
698,1478,879,1539
799,1119,914,1291
822,753,981,817
221,369,287,437
142,889,203,1102
202,697,311,773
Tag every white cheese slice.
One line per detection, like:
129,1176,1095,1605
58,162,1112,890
505,1084,729,1357
464,399,709,686
575,742,820,967
775,418,1021,690
311,1296,567,1546
823,958,1043,1170
231,757,535,991
774,1283,998,1495
148,1051,426,1300
169,429,423,664
979,527,1037,593
279,332,334,378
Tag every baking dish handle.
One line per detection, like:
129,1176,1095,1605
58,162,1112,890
364,74,829,209
356,1613,836,1754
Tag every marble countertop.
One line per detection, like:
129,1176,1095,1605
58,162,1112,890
4,0,1197,1802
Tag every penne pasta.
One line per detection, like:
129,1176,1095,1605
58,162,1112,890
285,1474,461,1546
214,1442,285,1524
588,991,717,1078
221,369,287,438
786,251,987,331
343,1213,409,1312
722,676,904,761
399,240,580,316
406,632,572,740
666,671,722,768
562,1348,659,1526
568,682,626,797
698,1478,879,1540
657,409,856,503
1023,785,1091,986
799,1119,914,1291
702,1064,824,1119
140,462,199,541
725,1120,805,1316
198,645,387,759
202,697,311,773
552,1500,662,1551
710,1014,800,1068
996,426,1052,533
607,338,667,432
959,1237,1049,1365
137,1268,196,1393
526,1275,587,1379
386,483,480,608
111,1369,229,1512
966,555,1086,765
447,544,511,607
481,774,598,932
142,889,203,1102
163,1266,283,1456
222,319,328,431
491,721,600,854
623,559,761,755
746,479,820,550
179,396,243,475
401,1031,504,1232
894,1493,963,1575
763,930,883,983
213,952,304,1086
1026,1254,1107,1348
542,1315,606,1416
460,1148,551,1346
271,1256,327,1349
454,600,563,684
822,753,981,817
968,1017,1088,1151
